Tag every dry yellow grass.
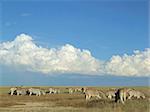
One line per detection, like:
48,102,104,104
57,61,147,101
0,86,149,112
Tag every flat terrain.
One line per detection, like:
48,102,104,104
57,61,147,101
0,86,149,112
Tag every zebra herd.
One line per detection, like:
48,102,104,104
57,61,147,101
9,87,60,96
9,87,146,104
84,88,146,104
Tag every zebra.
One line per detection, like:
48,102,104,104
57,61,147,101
68,88,74,94
10,87,17,95
28,88,41,96
16,88,27,96
105,90,116,100
85,89,102,100
127,89,145,99
115,88,132,104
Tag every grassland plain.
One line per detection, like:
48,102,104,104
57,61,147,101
0,86,149,112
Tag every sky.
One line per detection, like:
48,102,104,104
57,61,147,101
0,0,149,86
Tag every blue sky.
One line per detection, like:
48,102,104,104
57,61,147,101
0,0,149,86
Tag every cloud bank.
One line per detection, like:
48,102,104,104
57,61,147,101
0,34,102,75
105,49,150,76
0,34,149,77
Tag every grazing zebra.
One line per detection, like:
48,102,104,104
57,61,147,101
53,89,60,94
40,89,46,95
97,90,107,99
74,88,83,93
106,91,116,100
16,88,27,96
28,88,41,96
10,87,17,95
49,88,54,94
85,89,102,100
115,88,132,104
49,88,59,94
68,88,74,94
127,89,145,99
82,87,87,94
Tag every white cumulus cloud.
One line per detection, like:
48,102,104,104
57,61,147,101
0,34,102,75
0,33,149,77
105,49,150,76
